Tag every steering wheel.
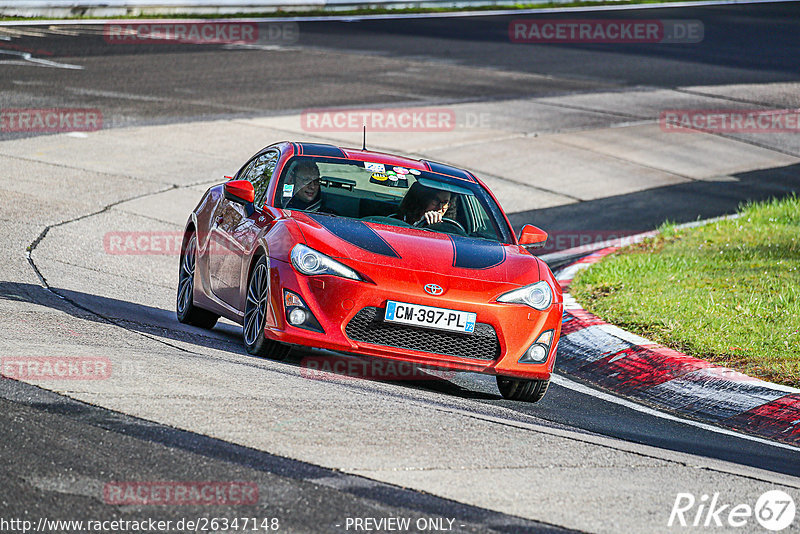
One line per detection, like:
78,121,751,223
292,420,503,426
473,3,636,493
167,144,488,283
414,217,467,235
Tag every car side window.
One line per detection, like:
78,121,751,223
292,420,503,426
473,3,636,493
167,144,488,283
242,150,279,207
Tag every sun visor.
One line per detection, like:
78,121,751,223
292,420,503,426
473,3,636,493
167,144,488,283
415,177,475,196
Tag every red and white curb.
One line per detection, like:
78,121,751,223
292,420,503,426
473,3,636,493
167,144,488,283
553,238,800,448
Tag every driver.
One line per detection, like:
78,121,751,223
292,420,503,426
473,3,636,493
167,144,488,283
285,160,326,212
396,182,452,226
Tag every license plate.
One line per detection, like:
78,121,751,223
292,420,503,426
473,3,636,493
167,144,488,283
384,301,476,334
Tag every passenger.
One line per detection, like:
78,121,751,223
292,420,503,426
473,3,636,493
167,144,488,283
285,160,330,213
396,182,452,226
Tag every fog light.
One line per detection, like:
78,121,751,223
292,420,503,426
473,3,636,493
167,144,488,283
526,344,548,362
288,308,307,325
283,289,324,333
519,329,555,364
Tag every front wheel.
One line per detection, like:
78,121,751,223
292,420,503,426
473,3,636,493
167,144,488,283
177,232,219,329
496,376,549,403
243,256,291,360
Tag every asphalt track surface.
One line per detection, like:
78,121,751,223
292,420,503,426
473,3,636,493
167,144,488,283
1,2,800,533
2,2,799,231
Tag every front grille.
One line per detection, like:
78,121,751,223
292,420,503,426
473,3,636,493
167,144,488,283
345,307,500,361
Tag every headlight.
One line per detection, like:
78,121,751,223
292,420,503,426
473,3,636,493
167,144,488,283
497,280,552,310
290,244,362,281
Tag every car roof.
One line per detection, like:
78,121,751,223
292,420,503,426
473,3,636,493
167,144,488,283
290,142,477,184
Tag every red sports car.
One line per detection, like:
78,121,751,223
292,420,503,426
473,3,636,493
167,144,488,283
177,142,562,402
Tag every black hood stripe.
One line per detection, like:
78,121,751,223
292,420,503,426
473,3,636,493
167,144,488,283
421,160,475,182
449,235,506,270
308,213,400,258
298,143,347,158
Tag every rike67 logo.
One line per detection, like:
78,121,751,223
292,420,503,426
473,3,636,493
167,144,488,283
669,491,796,531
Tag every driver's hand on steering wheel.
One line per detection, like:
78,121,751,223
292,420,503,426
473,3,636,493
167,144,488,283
420,210,444,225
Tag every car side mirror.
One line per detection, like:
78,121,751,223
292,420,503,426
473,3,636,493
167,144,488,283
224,180,256,216
224,180,254,204
518,224,548,249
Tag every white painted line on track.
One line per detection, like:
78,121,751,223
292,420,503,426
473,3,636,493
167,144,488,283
0,0,796,25
551,373,800,453
0,49,83,68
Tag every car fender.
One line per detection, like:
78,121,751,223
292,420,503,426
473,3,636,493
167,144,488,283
232,213,306,315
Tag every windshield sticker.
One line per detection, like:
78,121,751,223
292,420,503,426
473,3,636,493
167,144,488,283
370,172,407,188
408,168,421,176
364,162,385,173
393,166,409,175
283,184,294,196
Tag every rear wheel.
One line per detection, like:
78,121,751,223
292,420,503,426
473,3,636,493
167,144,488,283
177,232,219,329
496,376,549,403
243,256,291,360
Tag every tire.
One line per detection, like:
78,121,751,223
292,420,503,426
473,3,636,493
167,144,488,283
243,256,291,360
496,376,549,403
177,232,220,329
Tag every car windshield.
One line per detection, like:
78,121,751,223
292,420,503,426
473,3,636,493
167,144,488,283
275,156,506,242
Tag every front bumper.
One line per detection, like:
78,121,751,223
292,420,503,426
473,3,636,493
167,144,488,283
264,258,562,380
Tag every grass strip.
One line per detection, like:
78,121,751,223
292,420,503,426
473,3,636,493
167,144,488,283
570,194,800,387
